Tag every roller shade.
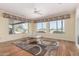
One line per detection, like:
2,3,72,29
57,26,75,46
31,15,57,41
35,14,70,23
2,13,70,23
2,13,30,22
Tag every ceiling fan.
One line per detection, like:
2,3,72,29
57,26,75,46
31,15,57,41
32,8,43,15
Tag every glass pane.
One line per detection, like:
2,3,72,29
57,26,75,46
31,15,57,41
58,20,62,30
42,22,46,29
37,22,43,30
49,21,56,30
63,20,65,32
14,23,28,33
9,25,12,28
57,20,65,32
9,25,13,34
36,22,46,32
22,23,29,33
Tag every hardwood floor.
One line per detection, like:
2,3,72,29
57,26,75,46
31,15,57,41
0,43,33,56
0,38,79,56
0,39,33,56
50,40,79,56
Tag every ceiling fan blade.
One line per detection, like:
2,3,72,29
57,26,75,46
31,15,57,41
34,8,41,12
33,8,43,15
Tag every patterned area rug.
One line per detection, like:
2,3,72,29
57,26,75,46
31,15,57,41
14,42,47,56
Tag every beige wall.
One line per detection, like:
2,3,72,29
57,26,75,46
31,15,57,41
0,10,28,42
29,21,36,33
34,12,75,41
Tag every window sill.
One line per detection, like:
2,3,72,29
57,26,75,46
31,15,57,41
53,31,64,34
37,31,46,33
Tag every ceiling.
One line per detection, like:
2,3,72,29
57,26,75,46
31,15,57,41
0,3,78,20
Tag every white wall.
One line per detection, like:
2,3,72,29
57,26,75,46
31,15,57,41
75,7,79,48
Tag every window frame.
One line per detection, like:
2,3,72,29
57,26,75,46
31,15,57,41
9,22,29,34
49,20,65,33
36,22,47,32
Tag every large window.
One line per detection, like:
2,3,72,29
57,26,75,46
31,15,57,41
9,23,29,34
49,20,65,33
36,22,46,32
